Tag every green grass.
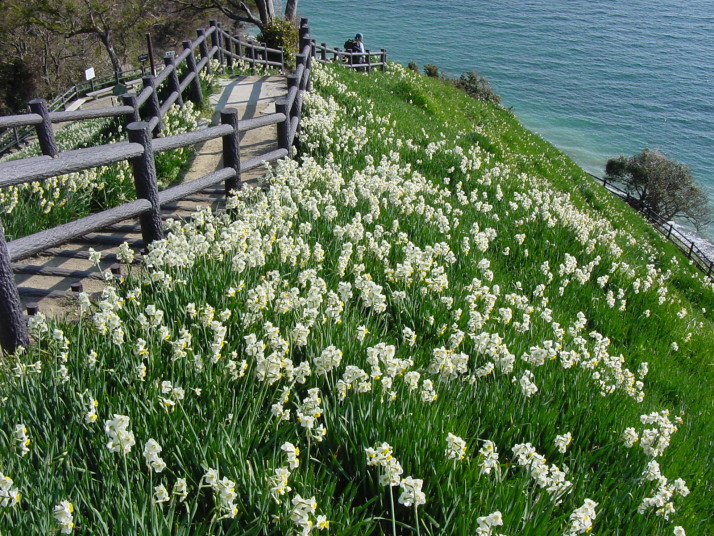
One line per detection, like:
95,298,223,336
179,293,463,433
0,62,712,536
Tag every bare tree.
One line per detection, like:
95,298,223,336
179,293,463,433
605,149,710,229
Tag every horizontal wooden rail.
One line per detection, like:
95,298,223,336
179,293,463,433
0,142,142,187
159,168,235,205
8,198,152,262
152,125,233,153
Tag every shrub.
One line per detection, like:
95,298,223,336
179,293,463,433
423,64,440,78
455,70,501,106
258,19,299,69
407,62,419,72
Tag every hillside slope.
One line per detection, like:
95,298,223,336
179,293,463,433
0,62,712,535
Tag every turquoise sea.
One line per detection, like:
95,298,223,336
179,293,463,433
298,0,714,247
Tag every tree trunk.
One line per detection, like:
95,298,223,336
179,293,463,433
255,0,271,27
98,30,122,74
284,0,298,21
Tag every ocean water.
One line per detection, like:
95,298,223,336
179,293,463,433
298,0,714,247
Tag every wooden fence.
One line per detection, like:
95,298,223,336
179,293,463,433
0,19,313,354
313,43,388,72
0,67,148,156
589,173,714,280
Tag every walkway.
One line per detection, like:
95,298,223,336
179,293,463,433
11,75,286,317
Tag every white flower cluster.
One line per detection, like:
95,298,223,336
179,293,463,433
104,414,135,455
365,442,403,487
476,510,505,536
203,468,238,519
478,440,500,475
565,499,597,535
638,460,690,520
512,443,572,501
53,500,75,534
365,442,427,508
445,433,467,461
0,473,20,508
622,409,681,458
290,494,329,535
143,438,167,473
14,424,30,457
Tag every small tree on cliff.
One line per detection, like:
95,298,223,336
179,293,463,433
605,149,710,229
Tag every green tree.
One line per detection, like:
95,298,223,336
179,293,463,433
10,0,164,74
605,149,710,228
170,0,298,31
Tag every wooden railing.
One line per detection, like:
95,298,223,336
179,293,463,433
0,23,289,158
0,19,313,354
589,173,714,280
313,42,388,72
0,67,148,156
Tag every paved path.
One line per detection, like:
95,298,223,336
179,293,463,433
12,75,286,318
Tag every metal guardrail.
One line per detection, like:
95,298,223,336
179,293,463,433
589,173,714,280
0,19,312,354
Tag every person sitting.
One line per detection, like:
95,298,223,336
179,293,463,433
354,33,365,54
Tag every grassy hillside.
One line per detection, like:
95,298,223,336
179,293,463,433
0,62,712,535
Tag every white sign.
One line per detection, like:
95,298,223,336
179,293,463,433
84,67,96,81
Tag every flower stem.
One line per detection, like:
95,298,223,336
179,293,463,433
389,486,397,536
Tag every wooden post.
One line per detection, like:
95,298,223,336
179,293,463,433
142,76,162,134
164,54,184,108
198,28,211,74
127,122,164,245
29,99,58,157
210,21,222,66
299,18,309,41
0,223,30,355
277,46,284,71
147,33,157,76
287,73,301,151
221,109,242,195
184,40,203,106
236,38,243,61
381,49,387,71
321,43,327,61
225,35,234,70
121,93,141,126
305,48,313,91
263,43,269,69
365,49,371,73
250,42,256,74
275,100,290,152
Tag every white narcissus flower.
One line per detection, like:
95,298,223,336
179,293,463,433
104,414,135,455
153,484,170,504
53,500,75,534
554,432,573,454
445,433,467,460
281,442,300,469
398,476,426,507
476,510,503,536
143,439,167,473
